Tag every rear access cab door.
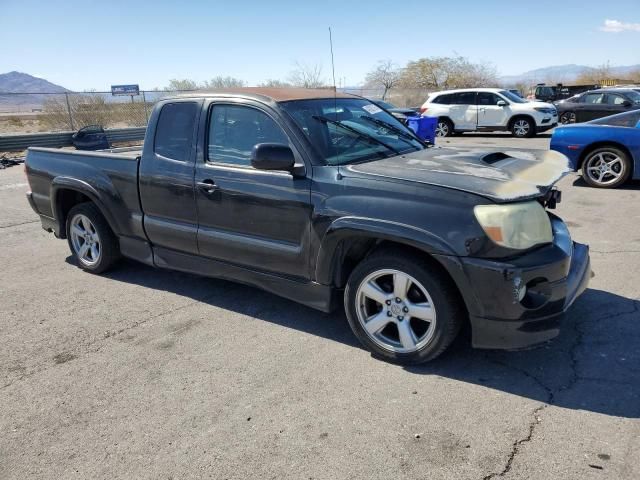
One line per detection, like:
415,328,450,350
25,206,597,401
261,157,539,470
139,99,202,255
193,98,313,279
446,91,477,131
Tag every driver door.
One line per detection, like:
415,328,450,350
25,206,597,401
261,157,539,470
194,101,313,279
477,92,509,127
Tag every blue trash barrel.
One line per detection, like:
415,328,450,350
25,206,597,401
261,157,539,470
406,116,437,144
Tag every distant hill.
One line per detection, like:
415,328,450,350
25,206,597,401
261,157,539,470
0,71,69,112
500,64,640,85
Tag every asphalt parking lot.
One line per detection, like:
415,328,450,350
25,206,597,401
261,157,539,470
1,135,639,479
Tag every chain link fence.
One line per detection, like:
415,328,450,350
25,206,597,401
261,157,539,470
0,90,187,135
0,88,434,136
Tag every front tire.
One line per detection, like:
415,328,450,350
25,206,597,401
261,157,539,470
66,202,120,273
344,249,464,364
511,117,535,138
582,147,631,188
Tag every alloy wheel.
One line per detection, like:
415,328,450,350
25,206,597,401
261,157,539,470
435,122,449,137
355,269,437,353
585,151,625,186
513,119,530,137
69,214,101,266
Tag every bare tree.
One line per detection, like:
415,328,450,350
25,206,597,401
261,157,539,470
288,62,325,88
575,63,613,84
399,56,497,90
365,60,400,100
258,79,293,88
203,76,246,88
166,79,199,91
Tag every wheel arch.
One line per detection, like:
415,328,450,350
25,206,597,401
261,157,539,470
51,178,119,239
437,116,455,129
315,217,458,288
508,113,536,129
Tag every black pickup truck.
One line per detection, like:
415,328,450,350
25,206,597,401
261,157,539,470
25,88,591,364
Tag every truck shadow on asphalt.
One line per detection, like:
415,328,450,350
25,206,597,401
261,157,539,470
93,258,639,419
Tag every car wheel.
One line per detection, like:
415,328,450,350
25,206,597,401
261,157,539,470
344,249,463,364
560,112,576,124
435,119,453,137
582,147,631,188
511,117,534,138
66,202,120,273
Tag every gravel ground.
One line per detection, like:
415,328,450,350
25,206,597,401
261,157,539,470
1,136,639,479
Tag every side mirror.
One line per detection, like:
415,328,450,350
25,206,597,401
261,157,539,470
251,143,296,172
496,100,507,107
622,100,632,108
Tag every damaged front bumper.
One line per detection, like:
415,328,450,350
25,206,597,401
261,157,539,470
439,217,591,350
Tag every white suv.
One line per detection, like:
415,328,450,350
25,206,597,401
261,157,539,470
420,88,558,138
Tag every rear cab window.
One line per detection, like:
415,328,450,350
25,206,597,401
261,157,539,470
154,102,198,161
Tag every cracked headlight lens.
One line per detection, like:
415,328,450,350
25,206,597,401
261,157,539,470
474,201,553,250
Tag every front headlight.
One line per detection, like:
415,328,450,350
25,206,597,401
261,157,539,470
534,107,556,115
474,201,553,250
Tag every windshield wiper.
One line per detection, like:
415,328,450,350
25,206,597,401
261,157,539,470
312,115,400,156
360,115,426,148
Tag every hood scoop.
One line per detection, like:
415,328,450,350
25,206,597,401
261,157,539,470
345,146,571,202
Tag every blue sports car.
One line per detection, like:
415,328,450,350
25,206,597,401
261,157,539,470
550,110,640,188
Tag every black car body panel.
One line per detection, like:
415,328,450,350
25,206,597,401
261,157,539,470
25,88,590,350
556,88,640,123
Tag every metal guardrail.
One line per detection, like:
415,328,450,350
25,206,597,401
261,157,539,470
0,127,146,152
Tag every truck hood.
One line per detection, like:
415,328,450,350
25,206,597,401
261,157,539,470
343,147,570,202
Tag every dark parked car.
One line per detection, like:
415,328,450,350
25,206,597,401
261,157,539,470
556,88,640,124
370,99,419,123
551,110,640,188
530,83,599,102
25,88,590,364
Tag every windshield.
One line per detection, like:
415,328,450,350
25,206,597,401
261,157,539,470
280,98,424,165
625,90,640,104
499,90,528,103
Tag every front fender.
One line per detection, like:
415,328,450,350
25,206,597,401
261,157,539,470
314,216,456,285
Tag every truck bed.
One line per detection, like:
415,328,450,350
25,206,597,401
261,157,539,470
25,146,144,243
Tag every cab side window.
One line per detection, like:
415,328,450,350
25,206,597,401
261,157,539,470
154,102,198,161
607,94,626,105
207,105,288,167
477,92,502,105
584,93,605,104
451,92,476,105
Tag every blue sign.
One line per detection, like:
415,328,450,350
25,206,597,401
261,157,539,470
111,84,140,96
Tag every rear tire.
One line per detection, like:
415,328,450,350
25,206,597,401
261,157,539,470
581,147,631,189
66,202,120,273
435,118,454,137
344,249,464,364
510,117,535,138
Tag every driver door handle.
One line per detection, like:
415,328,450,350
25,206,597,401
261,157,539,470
197,179,217,194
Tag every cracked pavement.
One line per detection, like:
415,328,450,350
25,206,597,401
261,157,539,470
1,136,639,479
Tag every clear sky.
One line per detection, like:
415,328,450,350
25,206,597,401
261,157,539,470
2,0,639,91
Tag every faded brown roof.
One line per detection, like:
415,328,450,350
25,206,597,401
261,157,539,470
176,87,357,102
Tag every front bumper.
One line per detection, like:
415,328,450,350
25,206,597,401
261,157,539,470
537,121,558,133
439,217,591,349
